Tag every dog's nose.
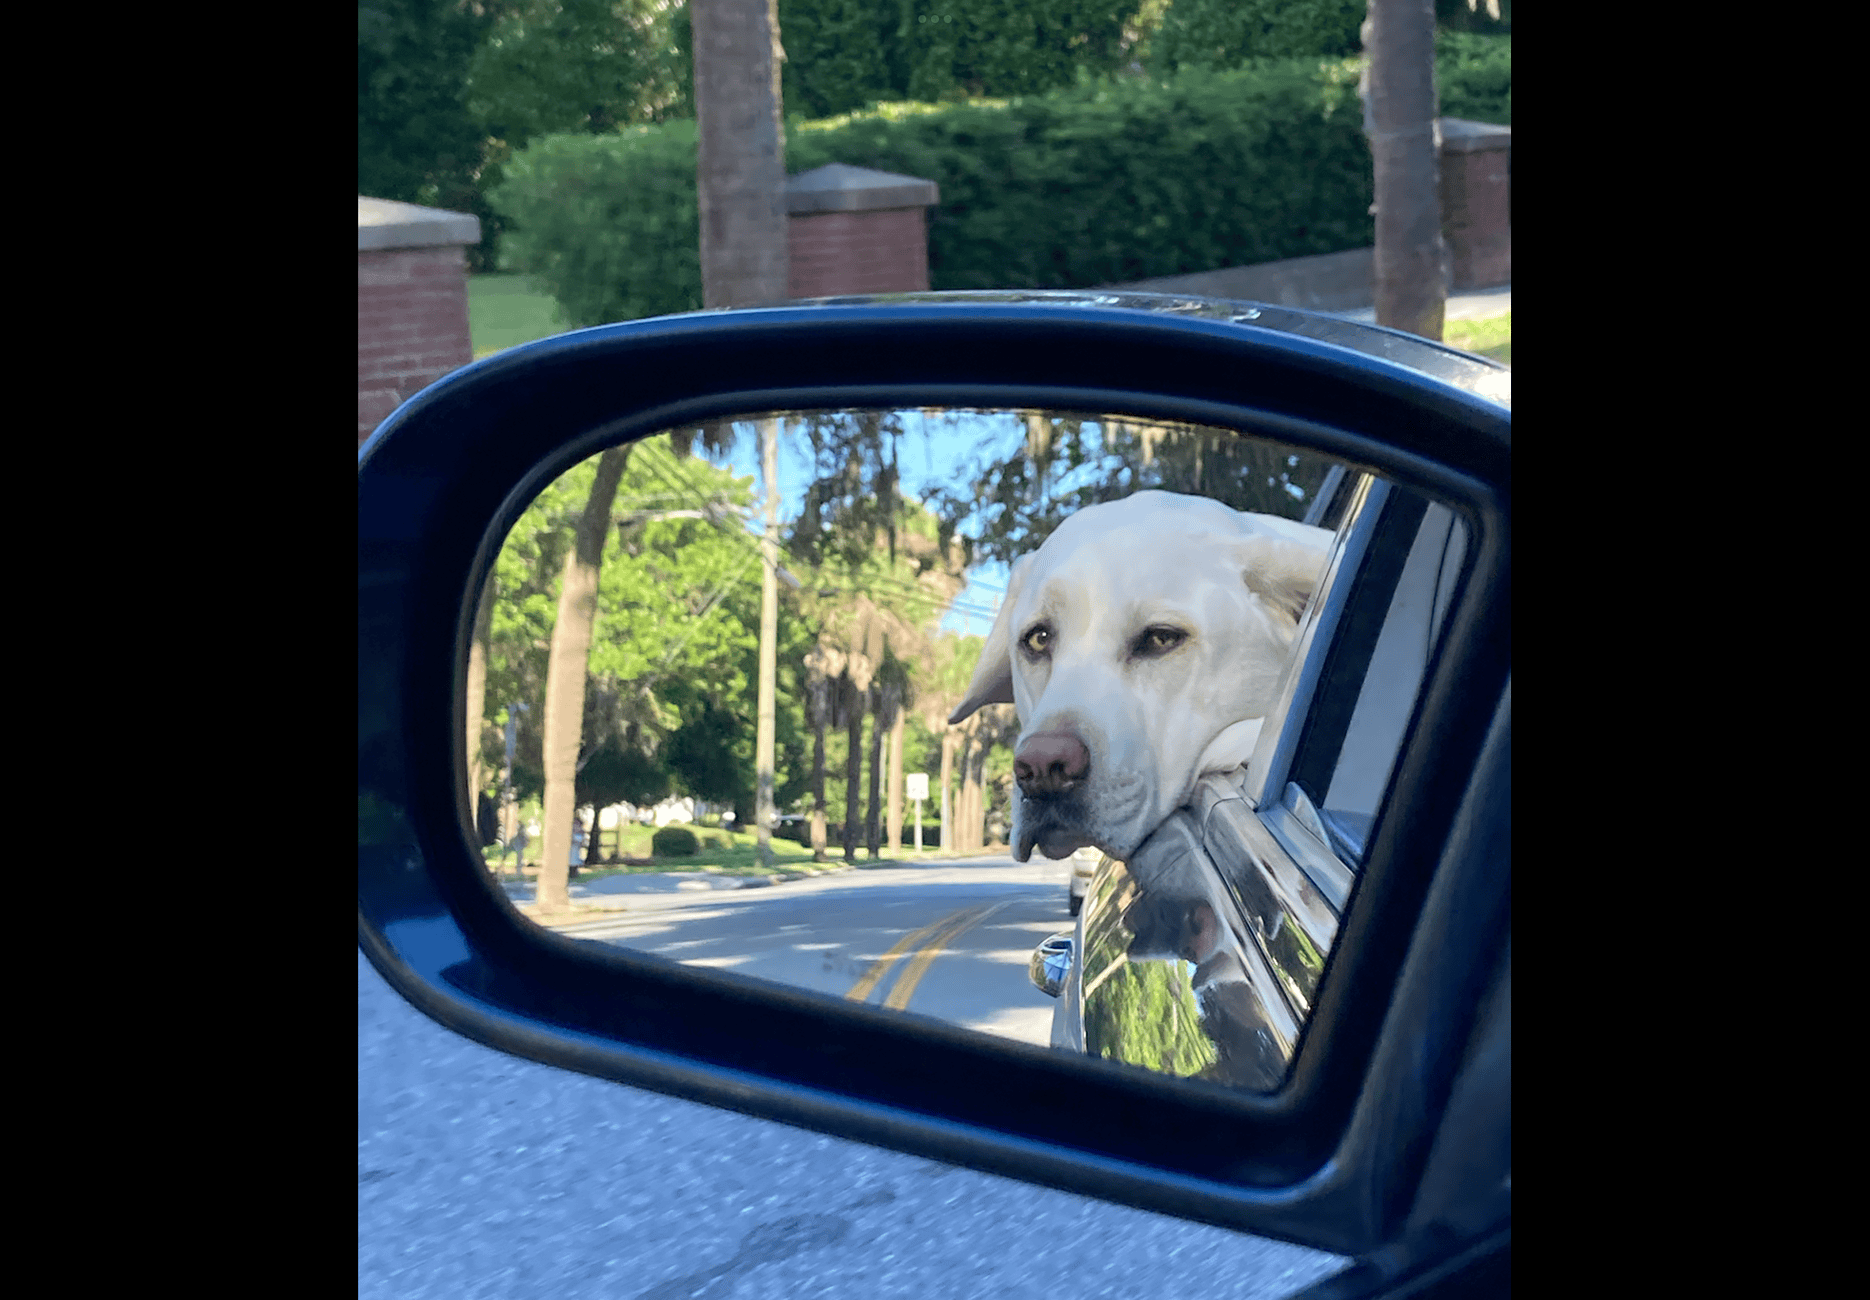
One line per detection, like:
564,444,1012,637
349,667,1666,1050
1015,731,1090,796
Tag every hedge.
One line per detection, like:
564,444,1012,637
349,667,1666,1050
1436,31,1510,125
491,42,1507,329
494,58,1368,326
651,825,700,856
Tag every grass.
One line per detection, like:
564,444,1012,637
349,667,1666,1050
468,274,572,359
480,822,961,877
1443,311,1511,365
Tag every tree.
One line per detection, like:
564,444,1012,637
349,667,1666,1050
784,410,966,859
477,434,788,883
691,0,790,866
692,0,790,310
585,438,771,819
801,640,837,859
467,0,689,145
1149,0,1362,73
1362,0,1449,339
917,633,984,851
842,644,871,860
466,0,691,267
537,445,633,913
1436,0,1508,35
359,0,500,266
923,410,1333,570
464,566,496,819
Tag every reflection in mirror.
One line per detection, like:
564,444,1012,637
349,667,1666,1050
464,409,1466,1093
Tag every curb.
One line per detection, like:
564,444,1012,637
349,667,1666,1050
510,861,862,926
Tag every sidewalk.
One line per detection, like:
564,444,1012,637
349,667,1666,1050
497,847,1023,927
499,865,844,923
1328,284,1510,325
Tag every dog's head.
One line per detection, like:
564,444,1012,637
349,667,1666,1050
949,491,1333,862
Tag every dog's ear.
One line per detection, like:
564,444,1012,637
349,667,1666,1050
949,553,1031,724
1236,534,1331,626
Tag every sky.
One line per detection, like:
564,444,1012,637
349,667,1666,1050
710,410,1017,639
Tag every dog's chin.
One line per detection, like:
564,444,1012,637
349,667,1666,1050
1013,791,1158,863
1012,798,1095,863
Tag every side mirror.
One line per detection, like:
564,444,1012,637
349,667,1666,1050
359,293,1508,1284
1029,933,1074,999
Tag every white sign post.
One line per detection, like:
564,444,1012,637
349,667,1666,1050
906,773,929,851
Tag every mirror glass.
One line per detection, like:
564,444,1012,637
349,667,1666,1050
464,408,1467,1093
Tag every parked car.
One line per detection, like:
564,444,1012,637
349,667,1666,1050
1034,466,1471,1095
360,293,1509,1296
1066,845,1103,917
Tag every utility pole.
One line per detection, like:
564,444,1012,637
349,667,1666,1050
755,421,780,869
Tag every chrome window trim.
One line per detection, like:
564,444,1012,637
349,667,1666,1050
1242,474,1392,810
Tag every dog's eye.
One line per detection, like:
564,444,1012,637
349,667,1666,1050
1135,626,1188,657
1020,625,1052,657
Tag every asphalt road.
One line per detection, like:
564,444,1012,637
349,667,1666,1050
360,858,1351,1300
557,855,1076,1048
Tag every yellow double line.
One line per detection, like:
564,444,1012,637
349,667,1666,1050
846,900,1013,1011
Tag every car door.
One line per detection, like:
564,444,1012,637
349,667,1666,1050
360,294,1509,1281
1056,470,1471,1096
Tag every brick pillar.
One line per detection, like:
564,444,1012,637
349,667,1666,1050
358,197,482,447
1439,119,1511,291
786,163,940,298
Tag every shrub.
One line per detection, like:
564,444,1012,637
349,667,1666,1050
1435,31,1510,125
1149,0,1364,73
651,825,700,857
492,58,1373,324
790,60,1371,291
492,119,702,325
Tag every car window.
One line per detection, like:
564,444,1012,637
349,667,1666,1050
1280,489,1470,870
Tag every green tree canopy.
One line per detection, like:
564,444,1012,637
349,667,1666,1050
467,0,688,145
920,410,1335,569
480,435,785,818
359,0,495,240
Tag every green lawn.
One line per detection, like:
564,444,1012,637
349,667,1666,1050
480,821,947,877
468,274,573,359
1444,311,1511,365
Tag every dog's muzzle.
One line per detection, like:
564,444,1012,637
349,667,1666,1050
1015,730,1090,796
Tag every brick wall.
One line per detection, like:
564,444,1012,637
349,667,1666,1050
1440,148,1510,291
788,208,930,298
1437,119,1511,292
358,244,475,446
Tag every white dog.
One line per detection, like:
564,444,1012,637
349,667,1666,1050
948,491,1334,863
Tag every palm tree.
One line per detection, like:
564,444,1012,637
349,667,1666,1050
691,0,788,312
1364,0,1450,338
536,445,632,914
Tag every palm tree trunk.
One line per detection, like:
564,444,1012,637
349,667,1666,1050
865,686,884,858
939,729,955,851
810,709,828,862
464,567,495,817
692,0,789,310
886,710,904,850
1363,0,1449,339
958,728,983,853
537,446,632,914
843,678,863,862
